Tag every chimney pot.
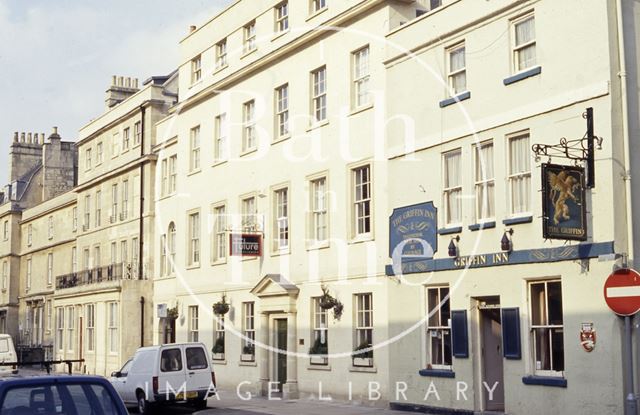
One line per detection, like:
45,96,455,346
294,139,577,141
27,133,32,144
52,126,58,135
112,75,117,86
190,25,197,33
20,133,25,143
13,132,18,142
118,76,124,87
135,78,139,89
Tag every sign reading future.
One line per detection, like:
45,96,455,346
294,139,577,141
388,201,437,259
230,233,262,257
541,164,587,241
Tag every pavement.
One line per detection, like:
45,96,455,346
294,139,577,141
141,390,411,415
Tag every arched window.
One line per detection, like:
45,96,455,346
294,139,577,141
168,222,176,274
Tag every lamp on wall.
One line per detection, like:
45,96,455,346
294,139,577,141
501,228,514,252
448,236,460,258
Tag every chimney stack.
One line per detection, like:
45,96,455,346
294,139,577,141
105,75,140,109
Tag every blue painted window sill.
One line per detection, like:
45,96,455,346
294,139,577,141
522,375,567,388
468,221,496,231
503,216,533,226
419,369,455,378
438,226,462,235
439,91,471,108
503,66,542,85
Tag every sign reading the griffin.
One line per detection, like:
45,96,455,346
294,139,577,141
389,202,437,259
542,164,587,241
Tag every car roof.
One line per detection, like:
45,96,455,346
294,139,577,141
0,375,113,388
136,342,206,352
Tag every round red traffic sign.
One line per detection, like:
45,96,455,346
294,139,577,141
604,269,640,316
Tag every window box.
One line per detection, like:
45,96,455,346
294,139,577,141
439,91,470,108
353,357,374,367
212,353,225,361
310,355,328,366
503,66,542,86
241,353,255,362
522,375,567,388
418,369,455,378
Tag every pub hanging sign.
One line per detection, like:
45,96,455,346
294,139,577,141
541,163,587,241
230,233,262,257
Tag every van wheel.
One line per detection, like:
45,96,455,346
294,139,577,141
136,391,153,414
192,398,207,410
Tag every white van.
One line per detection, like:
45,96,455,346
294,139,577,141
109,342,215,414
0,334,18,375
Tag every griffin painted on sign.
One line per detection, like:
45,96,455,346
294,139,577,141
548,170,581,225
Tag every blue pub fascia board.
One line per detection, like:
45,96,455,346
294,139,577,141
385,241,615,275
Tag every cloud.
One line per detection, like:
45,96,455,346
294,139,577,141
0,0,229,185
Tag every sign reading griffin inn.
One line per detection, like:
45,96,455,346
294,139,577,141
541,163,587,241
230,233,262,257
389,202,437,259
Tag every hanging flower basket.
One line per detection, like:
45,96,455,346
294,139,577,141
166,306,179,320
319,285,337,309
213,294,230,315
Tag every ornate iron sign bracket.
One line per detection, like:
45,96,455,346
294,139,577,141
531,107,603,188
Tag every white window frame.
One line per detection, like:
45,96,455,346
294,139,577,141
84,194,91,229
275,2,289,33
311,0,327,14
47,253,53,286
214,114,228,163
426,286,452,370
161,159,168,197
188,211,201,266
242,100,256,152
312,297,329,356
447,42,466,96
112,132,119,156
95,190,102,227
273,187,289,251
66,306,74,352
212,204,227,263
191,55,202,84
354,293,373,359
26,259,32,291
529,279,564,377
352,46,371,108
3,221,8,241
512,14,536,73
86,304,95,352
310,177,328,245
72,208,78,232
169,155,177,194
242,302,255,357
508,133,531,215
190,126,201,171
122,127,130,151
85,148,92,171
134,121,142,146
311,66,327,123
241,196,257,231
96,142,103,165
243,22,256,54
121,179,129,219
160,234,167,276
168,223,176,274
2,261,8,290
111,184,118,222
48,216,54,239
56,308,64,351
275,84,289,139
216,39,228,69
188,305,199,342
27,224,32,246
71,247,77,273
352,165,372,237
474,141,495,222
443,149,462,225
108,302,118,353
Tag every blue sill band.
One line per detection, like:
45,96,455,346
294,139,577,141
468,221,496,231
503,66,542,85
439,91,471,108
438,226,463,235
503,216,533,226
522,376,567,388
419,369,455,378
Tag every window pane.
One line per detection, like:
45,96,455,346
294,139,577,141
551,328,564,371
547,281,563,325
161,348,183,372
530,283,546,326
186,347,208,370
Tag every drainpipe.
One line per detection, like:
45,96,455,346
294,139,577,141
140,296,145,347
616,0,634,267
138,105,146,281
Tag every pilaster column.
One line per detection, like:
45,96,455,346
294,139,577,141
258,312,270,397
283,311,299,400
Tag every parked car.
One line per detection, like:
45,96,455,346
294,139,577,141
0,334,18,376
110,342,215,414
0,375,128,414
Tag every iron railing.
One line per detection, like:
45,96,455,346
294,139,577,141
55,262,147,290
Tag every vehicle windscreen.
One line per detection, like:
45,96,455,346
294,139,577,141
0,382,122,415
0,339,9,353
186,347,208,370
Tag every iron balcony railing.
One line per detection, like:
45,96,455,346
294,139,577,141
55,262,147,290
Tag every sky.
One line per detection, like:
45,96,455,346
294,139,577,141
0,0,234,185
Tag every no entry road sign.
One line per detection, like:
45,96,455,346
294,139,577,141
604,269,640,316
